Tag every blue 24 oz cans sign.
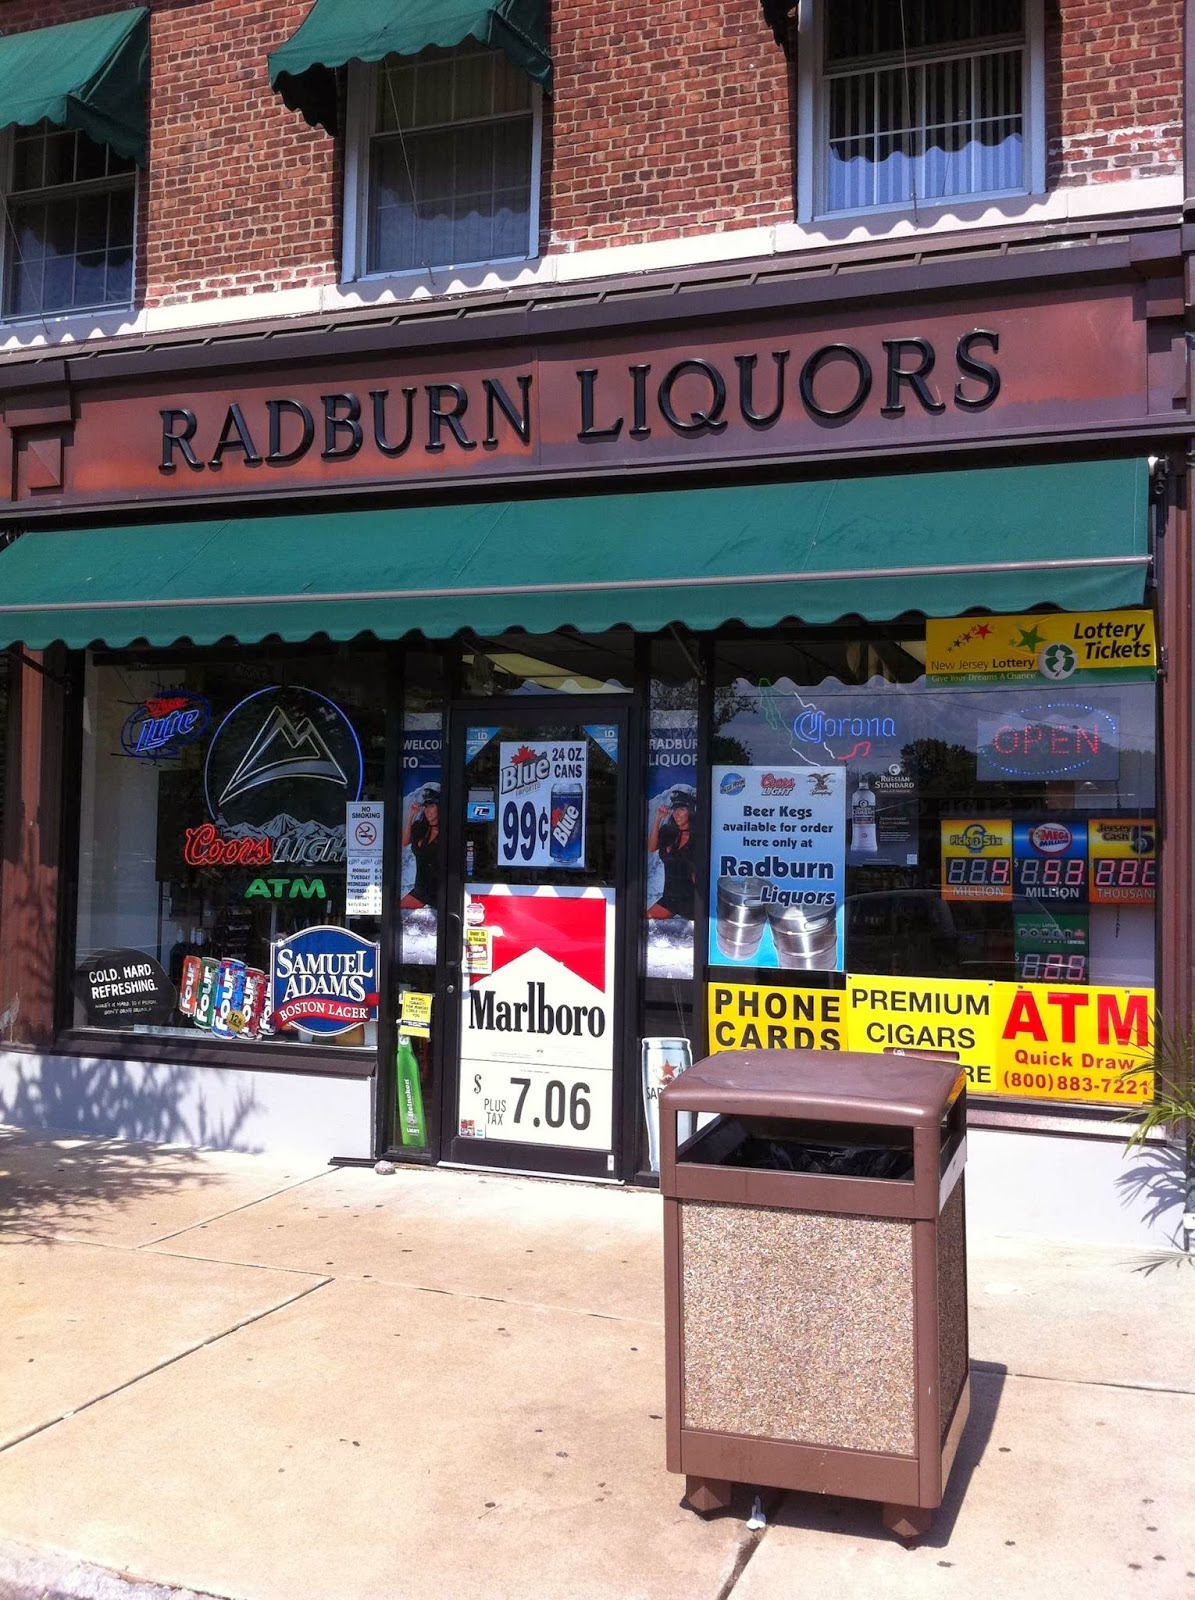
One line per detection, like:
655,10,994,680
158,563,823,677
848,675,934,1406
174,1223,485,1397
270,924,380,1037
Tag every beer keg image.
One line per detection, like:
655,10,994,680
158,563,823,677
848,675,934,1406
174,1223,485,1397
714,876,770,960
765,901,839,970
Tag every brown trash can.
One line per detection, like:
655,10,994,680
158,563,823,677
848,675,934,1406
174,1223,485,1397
660,1049,969,1540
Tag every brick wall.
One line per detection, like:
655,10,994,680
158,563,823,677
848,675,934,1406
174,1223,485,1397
0,0,1184,311
1048,0,1183,185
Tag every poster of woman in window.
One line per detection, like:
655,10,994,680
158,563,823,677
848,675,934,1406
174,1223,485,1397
645,710,698,978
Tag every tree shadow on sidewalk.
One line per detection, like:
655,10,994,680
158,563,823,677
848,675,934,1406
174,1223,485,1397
1114,1141,1190,1268
0,1053,263,1244
764,1361,1007,1549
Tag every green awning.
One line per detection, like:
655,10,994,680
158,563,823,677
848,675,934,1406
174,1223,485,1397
270,0,551,134
0,461,1149,651
0,8,149,166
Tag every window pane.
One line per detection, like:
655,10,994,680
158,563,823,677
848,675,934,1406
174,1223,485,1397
825,47,1023,211
5,181,135,316
369,116,531,271
828,0,1024,63
11,132,45,192
73,657,387,1053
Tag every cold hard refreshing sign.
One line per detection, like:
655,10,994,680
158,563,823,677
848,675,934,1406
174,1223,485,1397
457,886,615,1150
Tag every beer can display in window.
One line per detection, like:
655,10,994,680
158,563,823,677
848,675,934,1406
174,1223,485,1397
178,954,203,1018
211,958,247,1039
238,967,269,1039
550,782,584,864
192,956,220,1030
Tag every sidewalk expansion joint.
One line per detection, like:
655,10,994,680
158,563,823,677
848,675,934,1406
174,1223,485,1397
135,1169,334,1247
0,1276,332,1458
972,1359,1193,1397
713,1490,784,1600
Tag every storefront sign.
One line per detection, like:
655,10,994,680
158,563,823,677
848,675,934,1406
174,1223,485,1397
346,800,384,917
207,684,361,857
927,611,1156,687
707,981,844,1052
119,691,211,759
72,949,177,1029
645,709,698,980
846,977,995,1082
1013,821,1089,902
705,975,1154,1106
399,991,433,1039
1014,912,1089,984
497,741,588,869
244,877,326,899
976,701,1119,781
1088,817,1156,904
940,819,1013,902
269,925,379,1036
709,765,846,971
457,885,615,1150
993,981,1152,1103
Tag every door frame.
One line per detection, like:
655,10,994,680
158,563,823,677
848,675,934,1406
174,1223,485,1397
435,694,645,1180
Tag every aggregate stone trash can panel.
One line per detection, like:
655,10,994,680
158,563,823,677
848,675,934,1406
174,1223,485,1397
659,1049,969,1540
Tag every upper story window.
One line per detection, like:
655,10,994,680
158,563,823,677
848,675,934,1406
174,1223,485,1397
799,0,1044,221
3,120,136,319
347,41,539,279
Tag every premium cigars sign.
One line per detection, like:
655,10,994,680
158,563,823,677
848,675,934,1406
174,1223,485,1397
159,330,1001,475
0,284,1154,507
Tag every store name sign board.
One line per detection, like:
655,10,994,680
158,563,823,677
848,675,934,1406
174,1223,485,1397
927,611,1156,686
8,286,1150,509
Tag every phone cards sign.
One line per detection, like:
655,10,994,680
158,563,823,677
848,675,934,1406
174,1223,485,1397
498,741,587,869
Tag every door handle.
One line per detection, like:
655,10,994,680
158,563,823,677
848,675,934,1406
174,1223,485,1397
446,910,463,969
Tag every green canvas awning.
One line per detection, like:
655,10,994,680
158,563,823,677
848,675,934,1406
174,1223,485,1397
0,461,1149,651
0,8,149,166
270,0,551,134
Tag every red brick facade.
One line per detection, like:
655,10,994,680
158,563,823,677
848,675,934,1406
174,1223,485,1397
0,0,1185,312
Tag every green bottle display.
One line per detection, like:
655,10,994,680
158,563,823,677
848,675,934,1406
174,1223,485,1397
396,1037,427,1147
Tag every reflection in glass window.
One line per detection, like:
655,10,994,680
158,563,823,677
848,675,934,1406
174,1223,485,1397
74,654,385,1051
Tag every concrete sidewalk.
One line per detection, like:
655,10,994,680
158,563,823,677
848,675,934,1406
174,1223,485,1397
0,1127,1191,1600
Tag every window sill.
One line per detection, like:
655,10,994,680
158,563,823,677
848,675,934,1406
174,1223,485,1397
967,1098,1160,1141
51,1029,378,1080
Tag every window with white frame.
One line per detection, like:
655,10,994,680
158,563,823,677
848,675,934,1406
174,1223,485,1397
2,120,136,318
802,0,1042,220
349,41,539,278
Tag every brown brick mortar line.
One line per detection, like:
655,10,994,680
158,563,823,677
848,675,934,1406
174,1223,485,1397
0,1277,333,1458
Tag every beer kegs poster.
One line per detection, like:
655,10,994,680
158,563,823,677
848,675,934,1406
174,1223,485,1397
497,741,587,869
709,766,847,971
457,885,615,1151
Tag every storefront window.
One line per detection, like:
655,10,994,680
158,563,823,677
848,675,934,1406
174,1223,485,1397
72,652,385,1051
708,615,1157,1108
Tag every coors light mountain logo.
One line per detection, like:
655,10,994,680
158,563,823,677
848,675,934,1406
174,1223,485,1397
204,686,364,846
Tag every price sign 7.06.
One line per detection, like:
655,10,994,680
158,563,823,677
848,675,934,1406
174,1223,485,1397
497,741,587,869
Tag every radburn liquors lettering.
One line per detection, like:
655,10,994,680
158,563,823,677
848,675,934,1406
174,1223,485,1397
159,331,1001,474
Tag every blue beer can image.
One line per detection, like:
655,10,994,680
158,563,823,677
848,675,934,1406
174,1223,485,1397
211,958,247,1039
550,783,584,865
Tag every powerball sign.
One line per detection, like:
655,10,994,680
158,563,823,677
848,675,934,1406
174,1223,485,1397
457,885,615,1150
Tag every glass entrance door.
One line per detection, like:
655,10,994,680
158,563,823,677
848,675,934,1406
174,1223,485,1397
442,703,628,1178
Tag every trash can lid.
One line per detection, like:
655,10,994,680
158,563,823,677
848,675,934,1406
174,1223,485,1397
660,1049,964,1127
